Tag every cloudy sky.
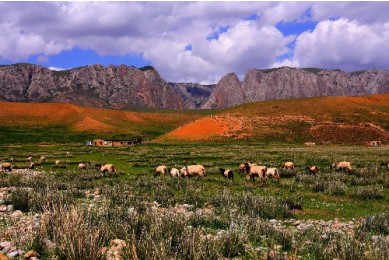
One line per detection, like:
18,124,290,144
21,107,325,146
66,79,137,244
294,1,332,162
1,2,389,84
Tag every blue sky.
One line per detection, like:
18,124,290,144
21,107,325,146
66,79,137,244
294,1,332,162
1,2,389,83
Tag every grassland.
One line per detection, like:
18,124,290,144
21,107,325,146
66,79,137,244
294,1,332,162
1,142,388,258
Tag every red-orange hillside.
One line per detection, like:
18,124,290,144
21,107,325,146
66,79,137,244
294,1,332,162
0,102,203,136
160,94,389,143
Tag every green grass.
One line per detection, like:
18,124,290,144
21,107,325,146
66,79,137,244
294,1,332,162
1,142,388,220
1,141,389,259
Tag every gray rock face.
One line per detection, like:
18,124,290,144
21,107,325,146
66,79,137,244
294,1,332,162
0,64,185,110
203,67,389,109
202,73,245,109
1,64,389,110
169,82,215,109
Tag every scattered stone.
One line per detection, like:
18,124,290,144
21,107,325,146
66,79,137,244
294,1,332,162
6,250,19,258
6,205,13,212
294,220,301,226
0,242,12,249
11,211,23,218
0,205,7,212
1,248,10,254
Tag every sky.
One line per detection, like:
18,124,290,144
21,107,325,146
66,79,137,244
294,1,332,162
1,1,389,84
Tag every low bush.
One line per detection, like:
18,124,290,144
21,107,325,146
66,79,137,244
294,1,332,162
350,186,384,200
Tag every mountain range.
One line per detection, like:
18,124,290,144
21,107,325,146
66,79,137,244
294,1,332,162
1,63,389,110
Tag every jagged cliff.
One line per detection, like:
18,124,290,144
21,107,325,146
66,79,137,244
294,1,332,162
1,64,389,110
202,67,389,109
0,64,185,109
168,82,215,109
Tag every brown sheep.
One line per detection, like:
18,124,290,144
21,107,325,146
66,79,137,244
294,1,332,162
306,166,320,175
238,162,257,173
331,161,352,171
155,165,168,177
282,162,295,171
244,163,267,183
180,165,206,177
100,164,117,176
1,162,12,172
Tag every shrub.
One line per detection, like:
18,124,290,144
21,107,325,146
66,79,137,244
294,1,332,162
350,186,384,200
325,181,347,195
359,213,389,235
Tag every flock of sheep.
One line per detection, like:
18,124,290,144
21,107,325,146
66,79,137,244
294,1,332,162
1,156,389,183
152,160,389,183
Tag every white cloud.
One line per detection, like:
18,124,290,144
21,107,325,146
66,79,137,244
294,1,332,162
291,19,389,71
0,2,389,83
48,66,68,71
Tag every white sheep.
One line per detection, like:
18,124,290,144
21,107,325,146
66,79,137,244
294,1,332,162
155,165,168,177
78,163,87,170
266,168,280,179
180,165,206,177
170,167,180,177
219,168,233,180
33,156,47,166
331,161,352,171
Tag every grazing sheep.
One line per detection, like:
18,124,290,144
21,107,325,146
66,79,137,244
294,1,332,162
238,162,257,173
282,162,295,171
219,168,233,180
65,152,72,158
170,167,180,177
10,157,15,163
155,165,168,177
33,156,47,166
55,160,61,166
1,162,12,172
306,166,320,175
380,162,389,169
100,164,117,176
266,168,280,179
244,163,267,183
27,156,33,162
78,163,87,170
331,161,353,171
180,165,206,177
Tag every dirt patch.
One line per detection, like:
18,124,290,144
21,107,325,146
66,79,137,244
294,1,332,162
160,114,250,141
311,122,389,144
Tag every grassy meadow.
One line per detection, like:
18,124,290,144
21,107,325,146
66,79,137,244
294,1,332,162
1,141,388,259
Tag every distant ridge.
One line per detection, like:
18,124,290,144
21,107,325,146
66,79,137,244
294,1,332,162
1,63,389,110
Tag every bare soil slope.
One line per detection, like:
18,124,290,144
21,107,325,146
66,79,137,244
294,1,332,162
161,94,389,143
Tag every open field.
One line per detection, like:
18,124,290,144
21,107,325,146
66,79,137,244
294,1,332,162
1,142,388,259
